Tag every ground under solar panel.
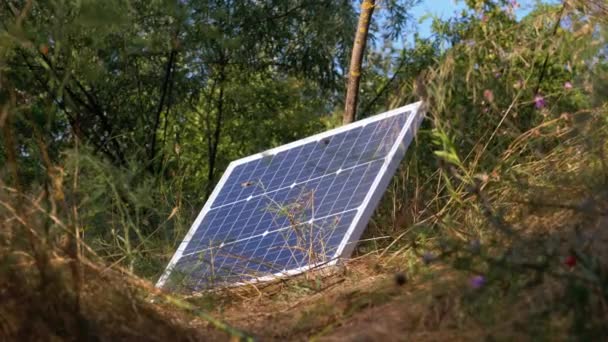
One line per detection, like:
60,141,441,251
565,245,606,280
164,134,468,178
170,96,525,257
157,101,424,290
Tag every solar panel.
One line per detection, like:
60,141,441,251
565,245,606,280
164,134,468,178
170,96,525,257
157,101,425,290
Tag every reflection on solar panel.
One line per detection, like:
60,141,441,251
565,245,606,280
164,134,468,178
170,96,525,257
157,102,425,290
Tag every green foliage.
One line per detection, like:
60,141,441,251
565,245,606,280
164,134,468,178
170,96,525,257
2,0,608,339
63,147,185,275
365,1,608,338
0,0,418,276
0,0,364,278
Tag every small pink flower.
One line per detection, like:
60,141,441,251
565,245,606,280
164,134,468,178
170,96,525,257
564,81,573,90
534,94,546,109
565,255,577,268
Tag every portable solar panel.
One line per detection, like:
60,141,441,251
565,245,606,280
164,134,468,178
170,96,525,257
157,101,425,290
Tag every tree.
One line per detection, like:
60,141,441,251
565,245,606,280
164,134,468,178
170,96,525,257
344,0,376,124
343,0,420,124
0,0,358,274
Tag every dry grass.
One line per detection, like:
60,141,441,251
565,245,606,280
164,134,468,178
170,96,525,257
191,193,607,341
0,188,250,341
0,251,230,341
176,119,608,341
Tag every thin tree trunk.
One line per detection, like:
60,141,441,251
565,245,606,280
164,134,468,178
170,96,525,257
149,49,177,170
205,63,226,200
343,0,376,124
0,90,21,193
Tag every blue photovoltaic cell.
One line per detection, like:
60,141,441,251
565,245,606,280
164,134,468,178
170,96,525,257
159,103,422,291
175,210,358,286
211,113,405,208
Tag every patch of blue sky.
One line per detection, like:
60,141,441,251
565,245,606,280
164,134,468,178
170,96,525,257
407,0,558,42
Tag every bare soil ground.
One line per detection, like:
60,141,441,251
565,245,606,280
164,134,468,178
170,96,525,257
190,257,477,341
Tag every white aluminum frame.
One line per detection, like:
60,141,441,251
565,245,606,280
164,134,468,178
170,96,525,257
156,101,425,289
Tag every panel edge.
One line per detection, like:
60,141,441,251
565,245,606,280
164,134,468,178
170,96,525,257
231,102,423,167
155,161,239,288
333,101,426,260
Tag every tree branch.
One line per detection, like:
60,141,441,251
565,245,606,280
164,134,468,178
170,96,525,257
205,60,227,200
149,48,177,171
533,3,567,96
361,54,408,116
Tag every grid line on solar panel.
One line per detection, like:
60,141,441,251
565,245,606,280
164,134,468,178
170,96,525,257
209,212,350,281
179,207,359,258
178,144,387,258
170,113,407,287
157,102,423,290
174,210,358,289
179,158,384,259
209,113,404,209
173,143,400,282
178,156,378,251
195,115,404,243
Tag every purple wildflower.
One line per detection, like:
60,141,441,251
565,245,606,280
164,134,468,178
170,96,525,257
470,275,486,289
422,252,436,265
561,16,573,30
469,239,481,254
564,81,573,90
534,94,546,109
